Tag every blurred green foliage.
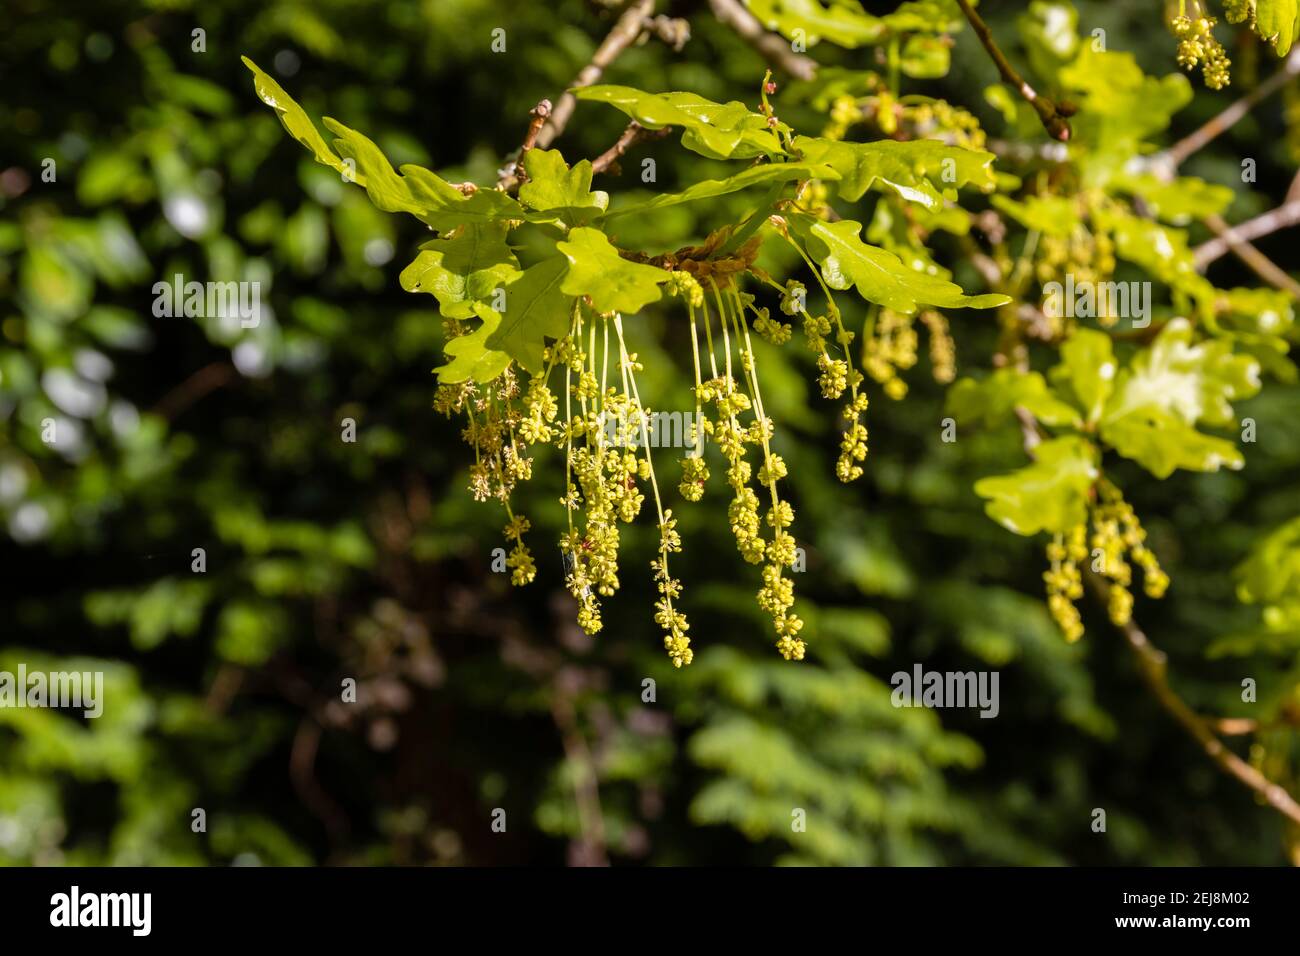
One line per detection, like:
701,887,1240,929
2,0,1299,866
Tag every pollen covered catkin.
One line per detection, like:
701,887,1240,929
1044,480,1170,641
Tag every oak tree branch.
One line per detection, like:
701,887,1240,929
954,0,1071,142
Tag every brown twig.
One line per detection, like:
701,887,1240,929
644,14,691,51
152,361,236,421
1145,51,1300,300
707,0,818,81
1202,211,1300,297
550,691,609,867
1164,47,1300,168
290,717,352,840
1084,572,1300,828
535,0,658,152
954,0,1070,141
1194,199,1300,267
589,121,672,175
497,99,553,191
1212,717,1259,736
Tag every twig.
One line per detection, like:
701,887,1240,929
1084,572,1300,828
707,0,818,81
290,717,352,840
644,14,691,52
1212,717,1258,736
1164,47,1300,169
954,0,1070,141
1202,211,1300,297
152,361,236,421
1194,199,1300,267
589,120,672,175
534,0,657,152
550,691,609,867
497,99,553,191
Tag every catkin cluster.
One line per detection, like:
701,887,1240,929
1045,480,1170,641
1170,7,1231,89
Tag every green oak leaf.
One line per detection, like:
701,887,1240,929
242,57,354,179
1058,47,1192,187
1049,329,1117,426
435,303,514,384
603,162,838,218
1112,173,1234,225
1100,409,1244,479
324,118,525,230
744,0,887,48
990,195,1080,236
882,1,965,33
946,369,1081,430
1017,0,1080,86
518,150,608,226
1256,0,1300,55
1221,287,1295,339
1213,516,1300,656
973,436,1099,536
573,86,786,160
795,137,996,208
900,34,951,78
483,255,575,373
1093,208,1215,317
242,60,527,232
557,228,668,313
1102,318,1261,429
1235,517,1300,607
790,214,1009,313
1097,318,1260,477
400,222,520,320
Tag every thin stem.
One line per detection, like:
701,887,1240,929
688,299,707,457
497,99,553,191
1085,571,1300,828
1193,199,1300,268
589,121,673,176
706,0,818,80
1202,212,1300,298
954,0,1070,141
535,0,657,151
1164,47,1300,168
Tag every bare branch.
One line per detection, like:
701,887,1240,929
1194,199,1300,267
535,0,658,151
1084,572,1300,829
707,0,818,81
497,99,554,191
590,120,672,175
1211,717,1258,736
1202,211,1300,298
1164,47,1300,169
152,361,236,421
954,0,1070,142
